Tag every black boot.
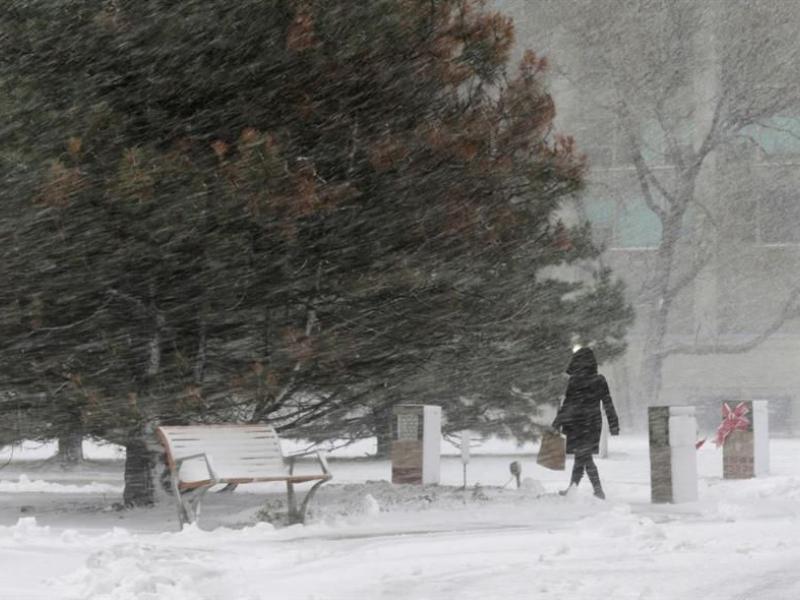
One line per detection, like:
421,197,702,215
565,456,586,496
585,457,605,499
558,484,575,496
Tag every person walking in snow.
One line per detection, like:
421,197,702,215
551,347,619,499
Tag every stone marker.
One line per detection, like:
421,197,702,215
649,406,698,503
722,400,769,479
391,404,441,485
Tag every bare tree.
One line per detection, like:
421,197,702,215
507,0,800,409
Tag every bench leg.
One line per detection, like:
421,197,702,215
285,457,332,524
284,479,330,525
169,471,191,528
297,479,328,524
175,486,211,529
286,481,299,524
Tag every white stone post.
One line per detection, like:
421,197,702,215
649,406,698,503
753,400,770,477
668,407,699,503
422,405,442,485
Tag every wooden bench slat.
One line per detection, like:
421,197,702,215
170,448,283,458
178,474,328,490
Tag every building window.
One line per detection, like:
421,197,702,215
752,167,800,246
583,197,662,249
758,191,800,245
617,201,662,248
583,198,614,246
574,120,632,169
748,117,800,164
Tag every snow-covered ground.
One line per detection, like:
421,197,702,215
2,436,800,599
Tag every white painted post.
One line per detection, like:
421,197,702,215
753,400,770,477
422,405,442,485
668,407,698,503
460,430,470,488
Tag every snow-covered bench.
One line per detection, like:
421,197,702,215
156,425,331,528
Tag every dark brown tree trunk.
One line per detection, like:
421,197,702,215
57,432,83,466
376,431,392,458
123,436,155,507
374,406,393,458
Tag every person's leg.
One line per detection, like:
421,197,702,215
559,451,588,495
585,454,604,499
571,452,588,486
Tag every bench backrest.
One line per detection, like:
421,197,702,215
157,425,288,484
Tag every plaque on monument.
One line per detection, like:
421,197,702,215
397,413,420,440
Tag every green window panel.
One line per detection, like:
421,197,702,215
583,198,662,248
583,198,615,226
617,201,662,248
747,117,800,157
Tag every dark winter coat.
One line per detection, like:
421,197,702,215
552,348,619,455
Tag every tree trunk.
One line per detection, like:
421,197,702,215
123,436,155,507
640,281,672,406
640,348,665,406
147,282,164,378
193,314,207,385
376,431,392,458
639,212,683,406
374,406,393,458
57,432,83,466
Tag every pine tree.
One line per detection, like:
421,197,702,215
0,0,631,502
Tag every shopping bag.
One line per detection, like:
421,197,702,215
536,431,566,471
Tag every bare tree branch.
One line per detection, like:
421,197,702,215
694,92,726,167
659,286,800,358
108,288,148,314
665,249,712,301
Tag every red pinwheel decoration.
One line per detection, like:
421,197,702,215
714,402,750,448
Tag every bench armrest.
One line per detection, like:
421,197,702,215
315,450,330,476
175,452,219,483
286,450,331,478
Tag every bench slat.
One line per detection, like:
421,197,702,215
178,473,328,490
